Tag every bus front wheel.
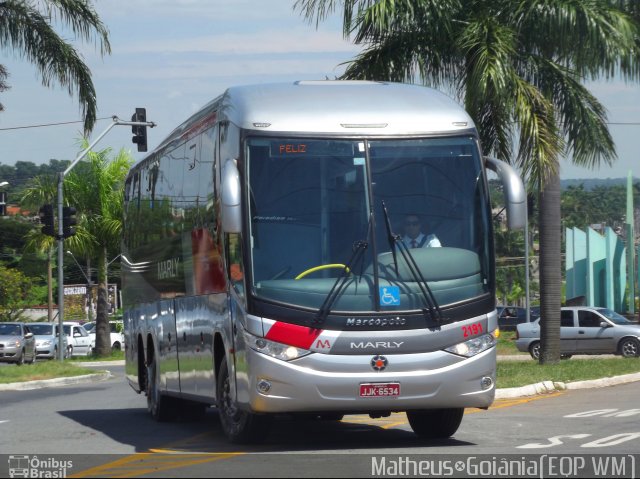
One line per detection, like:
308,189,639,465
216,359,272,444
406,408,464,439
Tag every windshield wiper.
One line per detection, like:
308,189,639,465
313,214,372,326
381,201,443,323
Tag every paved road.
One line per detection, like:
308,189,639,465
1,364,639,477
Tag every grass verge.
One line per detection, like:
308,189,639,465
497,357,640,388
496,330,525,355
0,361,97,384
68,349,124,362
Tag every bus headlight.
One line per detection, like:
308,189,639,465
243,330,311,361
444,330,498,357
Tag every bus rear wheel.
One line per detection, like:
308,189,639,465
146,356,177,421
406,408,464,439
216,359,272,444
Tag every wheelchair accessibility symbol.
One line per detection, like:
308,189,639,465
379,286,400,306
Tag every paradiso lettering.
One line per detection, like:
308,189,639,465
157,258,180,280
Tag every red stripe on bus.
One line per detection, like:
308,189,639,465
264,321,323,349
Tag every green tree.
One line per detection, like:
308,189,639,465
0,264,31,321
0,217,33,254
64,144,133,356
0,0,111,133
296,0,640,364
494,227,526,304
561,183,631,231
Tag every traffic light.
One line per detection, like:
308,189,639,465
131,107,147,152
62,206,77,238
527,193,536,219
39,204,55,237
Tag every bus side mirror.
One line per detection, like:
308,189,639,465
484,156,526,230
221,158,242,233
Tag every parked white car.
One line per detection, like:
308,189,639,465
63,322,94,356
83,320,124,350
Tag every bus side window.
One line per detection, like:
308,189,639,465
227,232,244,297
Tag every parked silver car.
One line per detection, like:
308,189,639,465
0,322,36,365
516,306,640,359
29,322,70,359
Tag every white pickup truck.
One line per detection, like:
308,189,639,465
83,320,125,350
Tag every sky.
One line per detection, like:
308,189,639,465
0,0,638,181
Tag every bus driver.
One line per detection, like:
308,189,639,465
402,214,441,249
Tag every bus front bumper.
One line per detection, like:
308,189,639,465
241,347,496,414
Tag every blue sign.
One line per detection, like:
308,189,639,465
379,286,400,306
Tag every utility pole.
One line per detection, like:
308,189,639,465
55,113,154,360
626,171,635,316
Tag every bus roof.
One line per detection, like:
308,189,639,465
221,81,475,135
153,81,476,155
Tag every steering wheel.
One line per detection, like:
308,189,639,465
295,264,350,280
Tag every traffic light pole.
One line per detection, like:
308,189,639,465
56,115,154,360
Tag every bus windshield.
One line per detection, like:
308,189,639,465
246,136,492,315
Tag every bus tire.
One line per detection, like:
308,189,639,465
146,356,176,422
406,408,464,439
216,359,271,444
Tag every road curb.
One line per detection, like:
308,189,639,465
0,370,113,391
495,372,640,399
76,360,125,367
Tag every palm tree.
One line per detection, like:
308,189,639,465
296,0,640,363
22,143,131,356
64,144,133,356
0,65,9,110
0,0,110,133
21,174,60,322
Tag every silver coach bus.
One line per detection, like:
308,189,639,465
122,80,525,443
